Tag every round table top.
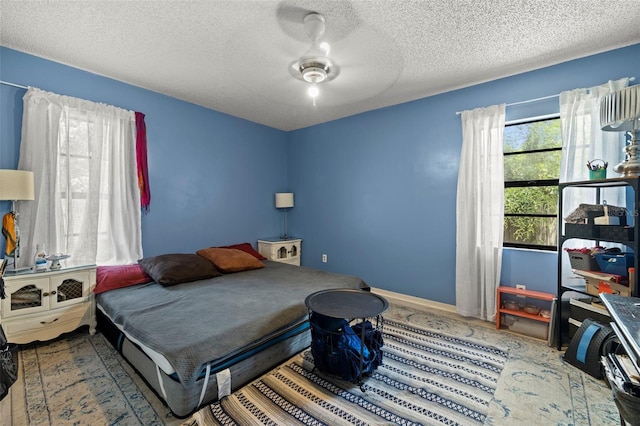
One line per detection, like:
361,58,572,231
304,288,389,318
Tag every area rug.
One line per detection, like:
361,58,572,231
11,302,620,425
190,319,509,425
11,329,185,426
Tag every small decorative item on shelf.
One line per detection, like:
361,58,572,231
587,159,608,180
593,201,620,225
564,246,606,271
45,254,70,270
523,304,542,315
503,300,519,310
34,243,47,272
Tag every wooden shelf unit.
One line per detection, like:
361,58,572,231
496,286,555,330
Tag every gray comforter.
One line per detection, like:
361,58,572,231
96,261,368,387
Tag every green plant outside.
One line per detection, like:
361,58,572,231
504,119,562,247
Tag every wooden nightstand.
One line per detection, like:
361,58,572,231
257,238,302,266
1,264,96,344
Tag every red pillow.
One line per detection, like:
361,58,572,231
95,264,152,294
220,242,267,260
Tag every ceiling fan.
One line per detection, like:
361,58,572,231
289,13,340,103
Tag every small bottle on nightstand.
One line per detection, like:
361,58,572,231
34,243,47,272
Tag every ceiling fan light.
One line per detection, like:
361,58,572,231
308,85,319,98
302,66,327,83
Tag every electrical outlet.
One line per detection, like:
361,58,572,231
515,284,526,290
322,254,327,263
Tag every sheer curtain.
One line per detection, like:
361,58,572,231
559,78,630,283
17,87,142,267
456,104,506,320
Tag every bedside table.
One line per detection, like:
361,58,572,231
1,264,97,343
257,238,302,266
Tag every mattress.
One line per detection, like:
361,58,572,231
95,260,368,417
97,308,311,417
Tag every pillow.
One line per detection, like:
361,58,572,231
196,247,265,273
219,242,267,260
94,264,152,294
138,253,222,286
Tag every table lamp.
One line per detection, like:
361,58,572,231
0,169,35,272
600,85,640,176
275,192,294,240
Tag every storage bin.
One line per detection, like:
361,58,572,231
564,224,634,241
595,253,635,277
507,316,548,340
570,298,610,324
566,251,600,271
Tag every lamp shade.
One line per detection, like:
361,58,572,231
0,170,35,201
601,85,640,132
275,192,294,208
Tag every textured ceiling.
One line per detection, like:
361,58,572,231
1,0,639,131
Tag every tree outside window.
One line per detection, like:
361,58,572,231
504,117,561,250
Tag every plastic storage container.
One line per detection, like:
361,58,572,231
567,251,600,271
595,253,635,277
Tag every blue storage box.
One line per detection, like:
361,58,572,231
594,253,635,277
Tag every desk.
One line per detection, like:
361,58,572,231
600,293,640,424
601,294,640,369
304,289,388,388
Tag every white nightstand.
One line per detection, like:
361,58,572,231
257,238,302,266
1,264,96,344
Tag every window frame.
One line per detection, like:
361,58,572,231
503,114,561,251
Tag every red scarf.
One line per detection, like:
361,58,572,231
135,112,151,212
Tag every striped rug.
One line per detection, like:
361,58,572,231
190,319,509,425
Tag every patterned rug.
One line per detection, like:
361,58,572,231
11,329,184,425
190,319,509,425
10,302,620,425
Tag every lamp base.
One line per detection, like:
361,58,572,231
613,160,640,177
613,131,640,177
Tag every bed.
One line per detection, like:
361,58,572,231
94,248,368,417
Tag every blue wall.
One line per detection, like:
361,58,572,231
288,44,640,303
2,44,639,305
0,47,288,256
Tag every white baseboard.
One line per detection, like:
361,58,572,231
371,288,457,315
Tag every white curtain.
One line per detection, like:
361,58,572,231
456,104,506,320
17,87,142,267
560,78,629,184
559,78,630,282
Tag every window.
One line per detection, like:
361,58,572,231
504,116,561,250
18,88,143,267
58,111,110,251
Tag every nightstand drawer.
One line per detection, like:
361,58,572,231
3,303,89,336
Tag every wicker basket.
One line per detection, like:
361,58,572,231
566,251,600,271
